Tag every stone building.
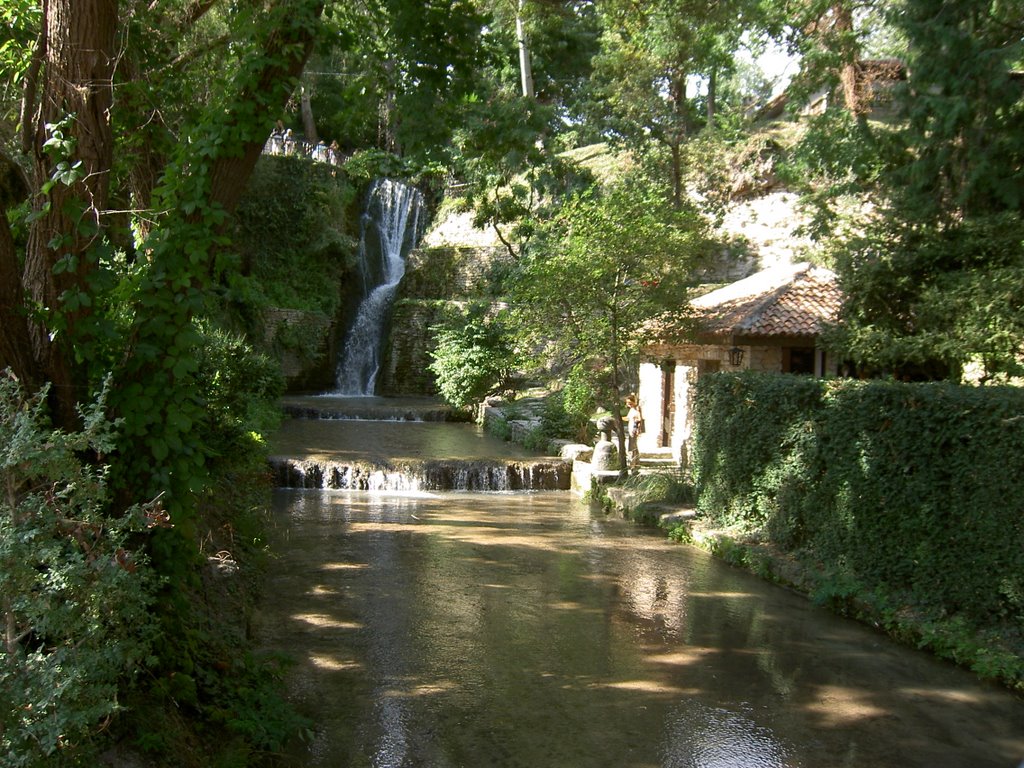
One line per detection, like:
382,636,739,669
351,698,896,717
637,262,843,465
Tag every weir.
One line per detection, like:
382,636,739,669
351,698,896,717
272,457,570,492
269,396,571,492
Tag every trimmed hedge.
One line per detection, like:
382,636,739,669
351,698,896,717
692,372,1024,682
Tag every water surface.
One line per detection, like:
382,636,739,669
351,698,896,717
257,490,1024,768
270,418,536,464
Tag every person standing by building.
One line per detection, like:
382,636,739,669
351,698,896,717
625,393,643,472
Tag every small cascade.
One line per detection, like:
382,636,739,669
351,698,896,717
335,179,423,396
272,391,573,493
268,398,571,492
271,457,571,492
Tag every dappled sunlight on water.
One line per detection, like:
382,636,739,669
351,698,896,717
272,419,538,462
257,489,1024,768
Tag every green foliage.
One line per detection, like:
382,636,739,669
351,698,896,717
428,304,517,409
888,0,1024,221
343,150,411,183
828,212,1024,381
312,0,489,163
104,0,326,528
0,0,41,129
233,156,357,315
129,649,309,766
192,324,284,456
815,0,1024,377
484,411,512,442
679,123,786,219
510,172,708,414
201,651,309,757
622,470,694,506
691,372,824,528
560,364,598,428
0,373,159,767
453,93,581,256
591,0,759,140
524,388,594,448
781,110,901,241
692,371,1024,688
2,2,355,763
475,0,602,128
618,469,696,527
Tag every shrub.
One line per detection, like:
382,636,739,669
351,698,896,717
558,365,598,442
233,156,357,316
692,371,1024,687
428,305,517,409
0,372,159,767
193,325,284,456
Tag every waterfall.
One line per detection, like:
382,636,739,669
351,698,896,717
335,179,423,396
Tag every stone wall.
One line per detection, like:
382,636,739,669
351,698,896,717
401,245,511,299
378,244,511,395
378,300,447,395
747,344,783,372
264,307,335,390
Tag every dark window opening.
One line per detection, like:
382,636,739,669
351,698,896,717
783,347,816,375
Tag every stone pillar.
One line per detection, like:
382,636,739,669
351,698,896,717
675,364,697,467
637,361,661,454
592,415,618,471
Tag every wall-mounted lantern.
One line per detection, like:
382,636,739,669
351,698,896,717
728,346,745,366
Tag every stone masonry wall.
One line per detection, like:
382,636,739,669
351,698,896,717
264,307,334,390
401,245,511,300
378,300,447,395
378,244,511,395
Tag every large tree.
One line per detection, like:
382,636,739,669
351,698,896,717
509,173,708,471
0,4,333,760
589,0,772,207
0,0,324,427
308,0,489,160
450,0,601,255
827,0,1024,381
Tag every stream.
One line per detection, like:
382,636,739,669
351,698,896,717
256,487,1024,767
259,178,1023,766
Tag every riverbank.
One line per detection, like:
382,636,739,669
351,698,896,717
603,484,1024,697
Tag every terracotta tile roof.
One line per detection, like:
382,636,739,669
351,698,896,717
692,262,842,338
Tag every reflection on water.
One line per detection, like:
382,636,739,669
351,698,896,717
257,490,1024,768
271,418,537,463
663,701,790,768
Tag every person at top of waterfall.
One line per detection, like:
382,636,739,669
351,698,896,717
624,394,643,472
269,120,285,155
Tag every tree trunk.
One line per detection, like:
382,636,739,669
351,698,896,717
300,85,319,144
706,66,717,128
0,214,37,390
830,2,862,115
668,70,689,210
21,0,118,428
670,142,683,210
207,1,324,216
